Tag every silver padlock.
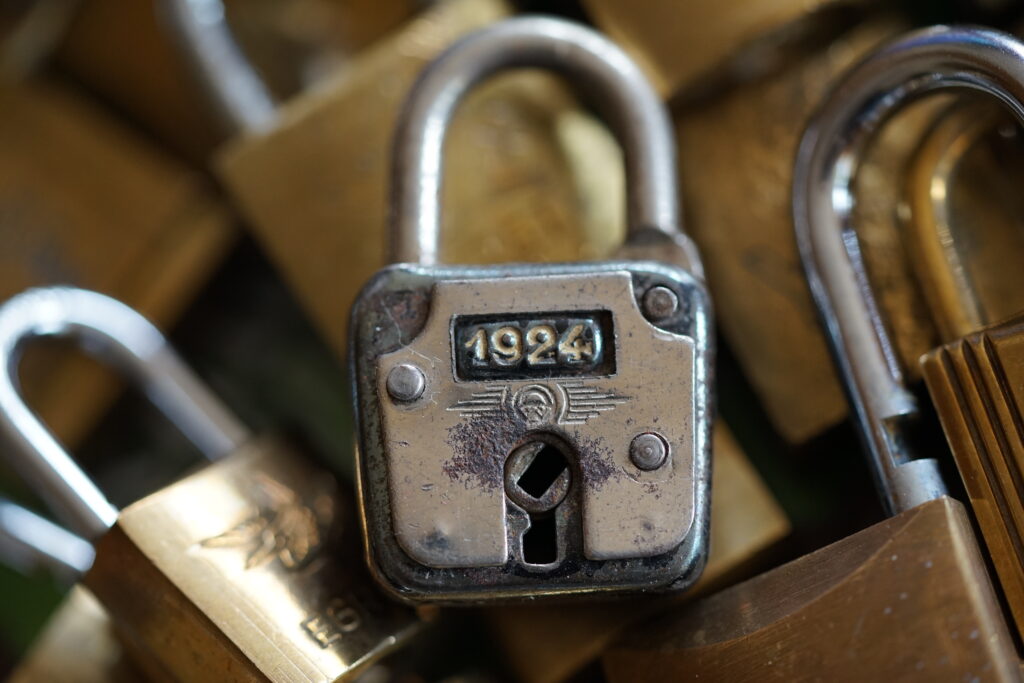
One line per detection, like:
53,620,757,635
350,16,713,602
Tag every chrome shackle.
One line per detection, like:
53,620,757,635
389,16,685,267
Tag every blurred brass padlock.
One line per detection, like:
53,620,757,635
164,0,624,360
672,15,941,443
601,27,1024,682
0,77,234,448
0,287,421,682
581,0,874,98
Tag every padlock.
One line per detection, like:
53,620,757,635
0,286,422,682
599,26,1024,681
0,75,235,449
0,500,144,682
163,0,626,360
350,16,712,602
580,0,876,98
903,97,1024,342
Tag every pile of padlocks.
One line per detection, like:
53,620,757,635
3,0,1024,680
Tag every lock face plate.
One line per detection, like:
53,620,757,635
350,262,713,602
84,438,421,682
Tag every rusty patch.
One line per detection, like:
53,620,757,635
443,405,530,492
575,433,620,490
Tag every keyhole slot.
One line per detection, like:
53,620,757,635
522,514,558,565
517,444,568,499
504,436,573,568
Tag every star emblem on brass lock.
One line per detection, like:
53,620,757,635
200,474,332,570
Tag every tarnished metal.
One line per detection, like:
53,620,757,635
0,286,421,682
351,17,712,602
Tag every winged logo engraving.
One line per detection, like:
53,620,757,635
200,473,329,570
448,381,628,425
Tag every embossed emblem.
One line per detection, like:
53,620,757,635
200,474,331,570
448,381,628,425
514,384,557,424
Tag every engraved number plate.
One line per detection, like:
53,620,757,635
453,312,613,381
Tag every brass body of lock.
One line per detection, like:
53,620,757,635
0,287,421,682
0,77,235,448
182,0,626,359
602,496,1019,682
581,0,875,98
351,17,711,602
87,437,418,682
922,301,1024,643
483,422,789,683
670,15,953,444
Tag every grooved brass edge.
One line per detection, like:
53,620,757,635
922,324,1024,642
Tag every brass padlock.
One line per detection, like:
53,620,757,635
0,286,421,682
163,0,626,360
598,27,1024,682
0,499,144,682
350,16,712,602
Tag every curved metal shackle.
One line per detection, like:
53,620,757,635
0,496,94,584
390,16,682,266
162,0,275,133
793,25,1024,515
0,287,250,540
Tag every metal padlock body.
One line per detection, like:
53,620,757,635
350,17,712,601
352,260,711,601
86,435,418,682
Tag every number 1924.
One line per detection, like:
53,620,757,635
464,321,598,368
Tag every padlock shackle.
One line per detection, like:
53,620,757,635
0,287,250,540
0,496,94,584
161,0,275,134
390,16,681,266
794,25,1024,515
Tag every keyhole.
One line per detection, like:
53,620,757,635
517,444,568,498
504,438,572,566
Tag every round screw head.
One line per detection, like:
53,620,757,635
630,432,669,471
386,363,426,403
642,286,679,321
